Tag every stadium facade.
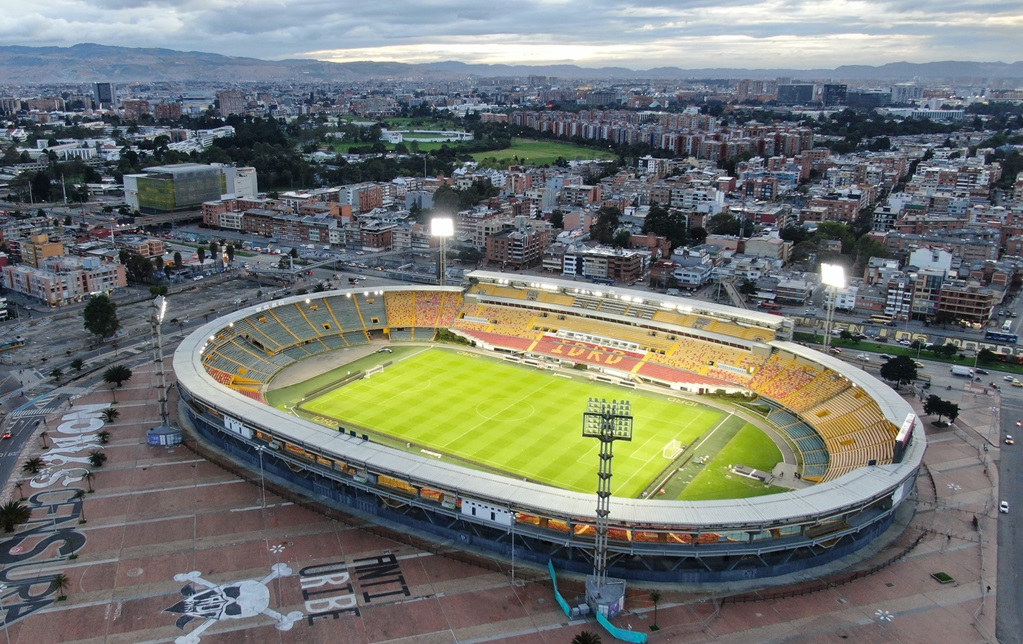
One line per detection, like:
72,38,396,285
173,271,924,583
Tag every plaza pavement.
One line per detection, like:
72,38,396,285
0,355,1000,643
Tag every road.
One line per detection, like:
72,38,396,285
997,393,1023,643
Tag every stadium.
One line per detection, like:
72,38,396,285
173,270,925,584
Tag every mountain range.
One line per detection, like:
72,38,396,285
1,43,1021,84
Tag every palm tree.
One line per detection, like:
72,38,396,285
100,408,119,424
70,357,85,372
103,365,133,388
0,499,32,532
73,489,87,523
23,457,44,474
40,431,50,449
65,537,78,560
53,573,71,600
650,589,662,630
572,631,602,644
97,431,111,445
84,470,95,492
87,450,108,468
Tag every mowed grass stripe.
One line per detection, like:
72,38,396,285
299,349,730,497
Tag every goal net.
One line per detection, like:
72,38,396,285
662,439,683,460
365,365,385,378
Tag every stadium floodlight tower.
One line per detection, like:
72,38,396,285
431,216,454,287
821,263,846,353
146,295,180,444
581,397,632,618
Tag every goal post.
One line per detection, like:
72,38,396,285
663,439,683,460
365,365,385,378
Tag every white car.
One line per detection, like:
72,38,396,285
1005,435,1015,445
1005,376,1016,382
856,353,870,361
1000,501,1010,514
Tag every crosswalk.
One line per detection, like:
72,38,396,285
7,407,60,419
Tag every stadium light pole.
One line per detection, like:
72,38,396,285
582,397,632,617
150,295,171,428
431,217,454,287
821,263,845,353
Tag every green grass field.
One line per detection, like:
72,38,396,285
471,137,616,167
278,348,784,499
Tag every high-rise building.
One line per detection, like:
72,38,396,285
776,84,815,105
217,90,246,116
124,163,235,214
94,82,116,109
122,99,151,121
153,101,182,120
821,84,847,107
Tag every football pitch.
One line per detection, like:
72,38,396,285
285,348,783,499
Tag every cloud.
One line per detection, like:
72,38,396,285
2,0,1020,69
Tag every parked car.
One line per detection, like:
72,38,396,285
1000,501,1010,513
1005,435,1015,445
899,339,912,346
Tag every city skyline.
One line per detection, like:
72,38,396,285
2,0,1021,71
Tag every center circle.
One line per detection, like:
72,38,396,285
475,401,535,422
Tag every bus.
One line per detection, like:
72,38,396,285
869,314,895,326
759,301,782,311
984,330,1019,344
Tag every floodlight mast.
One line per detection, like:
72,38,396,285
430,217,454,287
820,263,846,353
151,295,170,427
582,397,633,588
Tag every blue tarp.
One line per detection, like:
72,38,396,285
597,611,648,643
547,560,572,617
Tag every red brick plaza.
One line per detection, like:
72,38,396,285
0,356,997,643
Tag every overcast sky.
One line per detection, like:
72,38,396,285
3,0,1022,69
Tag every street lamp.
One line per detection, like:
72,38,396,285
821,263,846,353
430,217,454,287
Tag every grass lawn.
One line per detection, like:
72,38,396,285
471,137,616,167
292,348,726,497
679,425,786,500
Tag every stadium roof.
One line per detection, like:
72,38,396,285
174,285,924,532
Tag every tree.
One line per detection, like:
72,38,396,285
23,457,44,474
82,294,120,340
73,489,87,523
650,589,662,630
0,500,32,533
225,244,235,263
101,408,120,424
978,348,998,364
289,247,299,259
97,431,111,445
88,450,108,468
173,251,183,269
572,631,602,644
84,470,95,492
14,481,24,500
30,171,52,202
923,395,959,424
103,365,133,387
40,431,49,449
589,205,621,245
197,247,207,267
53,572,71,600
50,367,63,381
70,357,85,372
879,355,917,388
550,209,564,229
